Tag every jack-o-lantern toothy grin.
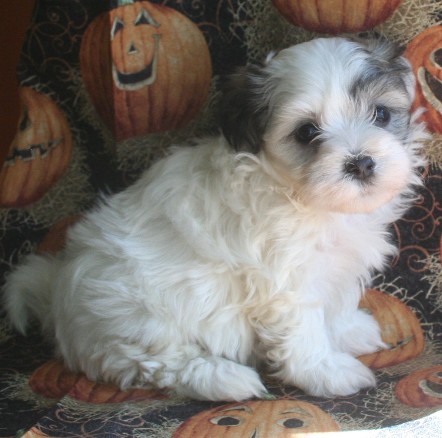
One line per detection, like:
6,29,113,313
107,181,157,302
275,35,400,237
405,26,442,134
5,138,63,165
396,366,442,407
419,371,442,398
111,8,161,91
417,48,442,115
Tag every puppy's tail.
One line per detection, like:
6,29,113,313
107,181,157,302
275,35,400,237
3,253,54,335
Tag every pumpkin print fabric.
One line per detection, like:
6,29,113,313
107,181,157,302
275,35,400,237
0,87,73,208
172,400,341,436
405,25,442,134
396,366,442,408
271,0,403,34
358,289,425,368
1,0,442,437
80,0,212,141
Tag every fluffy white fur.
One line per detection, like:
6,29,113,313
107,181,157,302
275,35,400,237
3,37,427,401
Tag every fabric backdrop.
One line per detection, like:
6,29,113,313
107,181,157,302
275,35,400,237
0,0,441,436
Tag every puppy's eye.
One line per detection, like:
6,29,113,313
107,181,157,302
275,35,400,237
373,106,390,127
295,123,321,144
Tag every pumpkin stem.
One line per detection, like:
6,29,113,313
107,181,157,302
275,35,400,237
117,0,135,5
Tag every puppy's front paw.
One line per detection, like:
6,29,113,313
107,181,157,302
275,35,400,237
332,309,388,357
176,357,268,401
287,353,376,397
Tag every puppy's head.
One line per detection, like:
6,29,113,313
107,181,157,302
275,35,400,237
220,37,425,213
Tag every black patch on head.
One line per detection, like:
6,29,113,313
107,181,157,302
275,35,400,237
349,37,414,141
350,38,411,99
219,64,270,153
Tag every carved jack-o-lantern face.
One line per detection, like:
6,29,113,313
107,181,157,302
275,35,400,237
358,289,425,369
172,400,340,437
80,0,212,141
396,365,442,408
405,26,442,134
110,4,161,90
0,87,73,207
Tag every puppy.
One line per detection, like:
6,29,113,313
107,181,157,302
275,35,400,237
3,37,426,401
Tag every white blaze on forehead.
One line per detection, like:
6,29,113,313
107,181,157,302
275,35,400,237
265,38,410,125
267,39,369,100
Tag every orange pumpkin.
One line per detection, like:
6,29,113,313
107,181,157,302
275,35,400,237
271,0,402,34
358,289,425,368
404,26,442,134
29,359,166,403
80,0,212,141
172,400,340,437
37,215,82,255
396,365,442,408
0,87,73,207
29,359,82,399
68,375,167,403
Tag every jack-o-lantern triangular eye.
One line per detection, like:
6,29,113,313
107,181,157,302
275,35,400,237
19,108,31,131
111,17,124,40
135,8,160,28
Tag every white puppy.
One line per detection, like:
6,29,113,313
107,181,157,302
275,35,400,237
3,37,427,401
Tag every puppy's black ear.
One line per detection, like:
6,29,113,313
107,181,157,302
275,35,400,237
219,64,270,153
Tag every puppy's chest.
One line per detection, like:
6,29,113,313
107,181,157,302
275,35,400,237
312,225,359,255
270,215,390,279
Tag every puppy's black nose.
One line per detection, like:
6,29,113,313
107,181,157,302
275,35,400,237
345,156,375,180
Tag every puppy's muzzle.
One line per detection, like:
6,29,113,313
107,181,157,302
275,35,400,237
345,155,375,181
